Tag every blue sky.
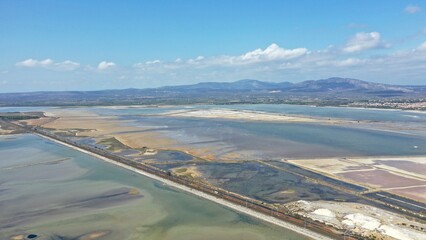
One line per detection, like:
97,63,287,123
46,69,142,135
1,0,426,92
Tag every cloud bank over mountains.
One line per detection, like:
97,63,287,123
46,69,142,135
9,31,426,88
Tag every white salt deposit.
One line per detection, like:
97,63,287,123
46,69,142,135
378,225,411,240
378,225,426,240
312,208,335,218
286,200,426,240
344,213,381,231
341,219,355,228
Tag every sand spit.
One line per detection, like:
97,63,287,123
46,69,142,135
0,127,12,135
165,109,337,123
38,110,233,161
164,108,426,137
41,109,178,150
36,133,333,240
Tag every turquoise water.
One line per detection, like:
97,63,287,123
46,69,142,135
0,134,309,240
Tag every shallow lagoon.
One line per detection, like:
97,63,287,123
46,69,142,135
0,134,309,240
3,105,426,159
126,116,426,159
5,104,424,123
87,104,426,123
215,104,426,123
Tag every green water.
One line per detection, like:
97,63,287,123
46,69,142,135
0,134,309,240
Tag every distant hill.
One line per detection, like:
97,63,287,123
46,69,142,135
160,79,293,91
0,77,424,106
160,77,416,93
292,77,414,93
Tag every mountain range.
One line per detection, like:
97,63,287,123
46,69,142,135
1,77,425,106
159,77,419,93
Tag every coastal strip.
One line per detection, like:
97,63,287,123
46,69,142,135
35,133,334,240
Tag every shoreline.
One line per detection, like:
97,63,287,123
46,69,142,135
2,103,425,114
35,133,333,240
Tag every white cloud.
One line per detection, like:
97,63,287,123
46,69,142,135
16,59,36,67
145,60,161,65
237,43,308,63
343,32,384,53
15,37,426,87
98,61,116,70
417,41,426,51
133,44,308,69
129,40,426,85
55,60,80,71
16,58,51,67
187,55,206,64
16,58,80,71
132,62,143,68
405,5,421,14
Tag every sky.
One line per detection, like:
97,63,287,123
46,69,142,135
1,0,426,92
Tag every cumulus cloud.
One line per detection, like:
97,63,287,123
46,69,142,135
139,46,281,77
238,43,308,63
128,38,426,85
15,36,423,86
145,60,161,65
187,56,206,64
405,5,421,14
16,58,52,67
133,44,308,70
343,32,385,53
98,61,116,70
16,58,80,71
55,60,81,71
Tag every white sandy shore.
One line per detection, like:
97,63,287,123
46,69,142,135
36,133,333,240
